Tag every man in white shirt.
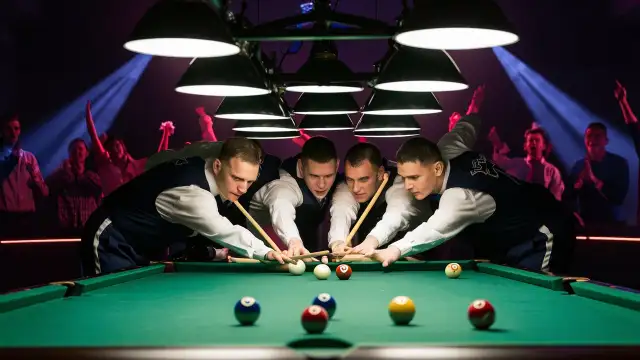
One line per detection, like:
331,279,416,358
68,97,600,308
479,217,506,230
328,143,423,255
250,136,341,258
364,123,575,274
80,138,291,276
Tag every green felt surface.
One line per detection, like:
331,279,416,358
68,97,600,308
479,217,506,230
1,263,640,349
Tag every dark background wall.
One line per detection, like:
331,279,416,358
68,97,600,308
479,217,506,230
1,0,639,162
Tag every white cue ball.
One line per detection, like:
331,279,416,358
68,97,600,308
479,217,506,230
288,260,306,275
313,264,331,280
445,262,462,279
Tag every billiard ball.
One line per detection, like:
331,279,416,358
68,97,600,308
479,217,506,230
313,264,331,280
445,262,462,279
301,305,329,334
234,296,260,325
288,260,306,275
388,296,415,325
312,293,336,319
336,264,352,280
468,299,495,330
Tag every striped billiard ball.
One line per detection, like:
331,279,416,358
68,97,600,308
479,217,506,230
388,296,415,325
468,299,495,330
312,293,336,319
301,305,329,334
445,263,462,279
336,264,352,280
234,296,260,325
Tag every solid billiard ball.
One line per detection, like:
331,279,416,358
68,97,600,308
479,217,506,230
335,264,352,280
388,296,415,325
289,260,306,275
445,262,462,279
467,299,495,330
313,264,331,280
301,305,329,334
234,296,260,325
312,293,336,319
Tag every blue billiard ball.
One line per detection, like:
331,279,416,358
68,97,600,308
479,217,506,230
312,293,336,319
234,296,260,325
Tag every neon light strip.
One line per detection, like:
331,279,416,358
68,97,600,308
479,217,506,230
2,236,640,245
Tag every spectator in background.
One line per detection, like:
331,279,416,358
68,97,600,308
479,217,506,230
85,101,174,195
448,85,485,131
615,80,640,223
567,122,629,227
0,114,49,238
488,124,564,201
47,138,102,236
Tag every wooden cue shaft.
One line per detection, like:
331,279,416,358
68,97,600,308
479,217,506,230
233,201,281,252
344,173,390,247
289,250,329,261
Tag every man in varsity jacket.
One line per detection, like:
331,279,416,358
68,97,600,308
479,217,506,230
366,120,575,274
250,136,342,258
80,138,291,275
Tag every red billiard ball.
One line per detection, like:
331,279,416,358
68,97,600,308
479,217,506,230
336,264,352,280
467,299,495,330
301,305,329,334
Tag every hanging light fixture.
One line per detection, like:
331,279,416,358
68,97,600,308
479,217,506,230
293,93,359,115
298,115,354,131
124,0,240,58
395,0,519,50
285,41,363,93
361,90,442,115
354,115,421,132
216,94,289,120
175,54,270,96
355,130,420,138
232,118,297,132
375,47,467,92
235,130,300,140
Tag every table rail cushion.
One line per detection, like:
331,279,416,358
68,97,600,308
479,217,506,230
0,285,67,313
570,281,640,311
73,265,166,295
476,263,565,291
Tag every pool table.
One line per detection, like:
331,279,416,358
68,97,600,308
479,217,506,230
1,260,640,359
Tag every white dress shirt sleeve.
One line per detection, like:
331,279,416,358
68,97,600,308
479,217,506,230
328,182,359,247
258,174,304,245
389,188,496,256
368,175,418,246
437,115,481,160
155,185,273,259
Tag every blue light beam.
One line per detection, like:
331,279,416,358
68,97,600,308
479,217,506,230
493,47,638,225
22,54,152,177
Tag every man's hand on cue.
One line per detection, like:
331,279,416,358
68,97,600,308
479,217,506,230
285,239,312,262
265,251,294,264
346,236,379,257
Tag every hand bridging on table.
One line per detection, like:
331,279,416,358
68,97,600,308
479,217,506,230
285,239,312,262
347,236,379,257
265,250,293,264
371,246,402,268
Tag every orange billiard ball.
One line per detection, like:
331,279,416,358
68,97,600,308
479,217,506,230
336,264,352,280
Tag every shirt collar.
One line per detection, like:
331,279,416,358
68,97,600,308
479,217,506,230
439,160,451,194
204,157,222,198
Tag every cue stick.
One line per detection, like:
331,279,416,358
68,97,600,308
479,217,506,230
233,201,282,252
289,250,329,261
344,172,390,248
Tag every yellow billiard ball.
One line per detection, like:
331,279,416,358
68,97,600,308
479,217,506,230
388,296,415,325
445,262,462,279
